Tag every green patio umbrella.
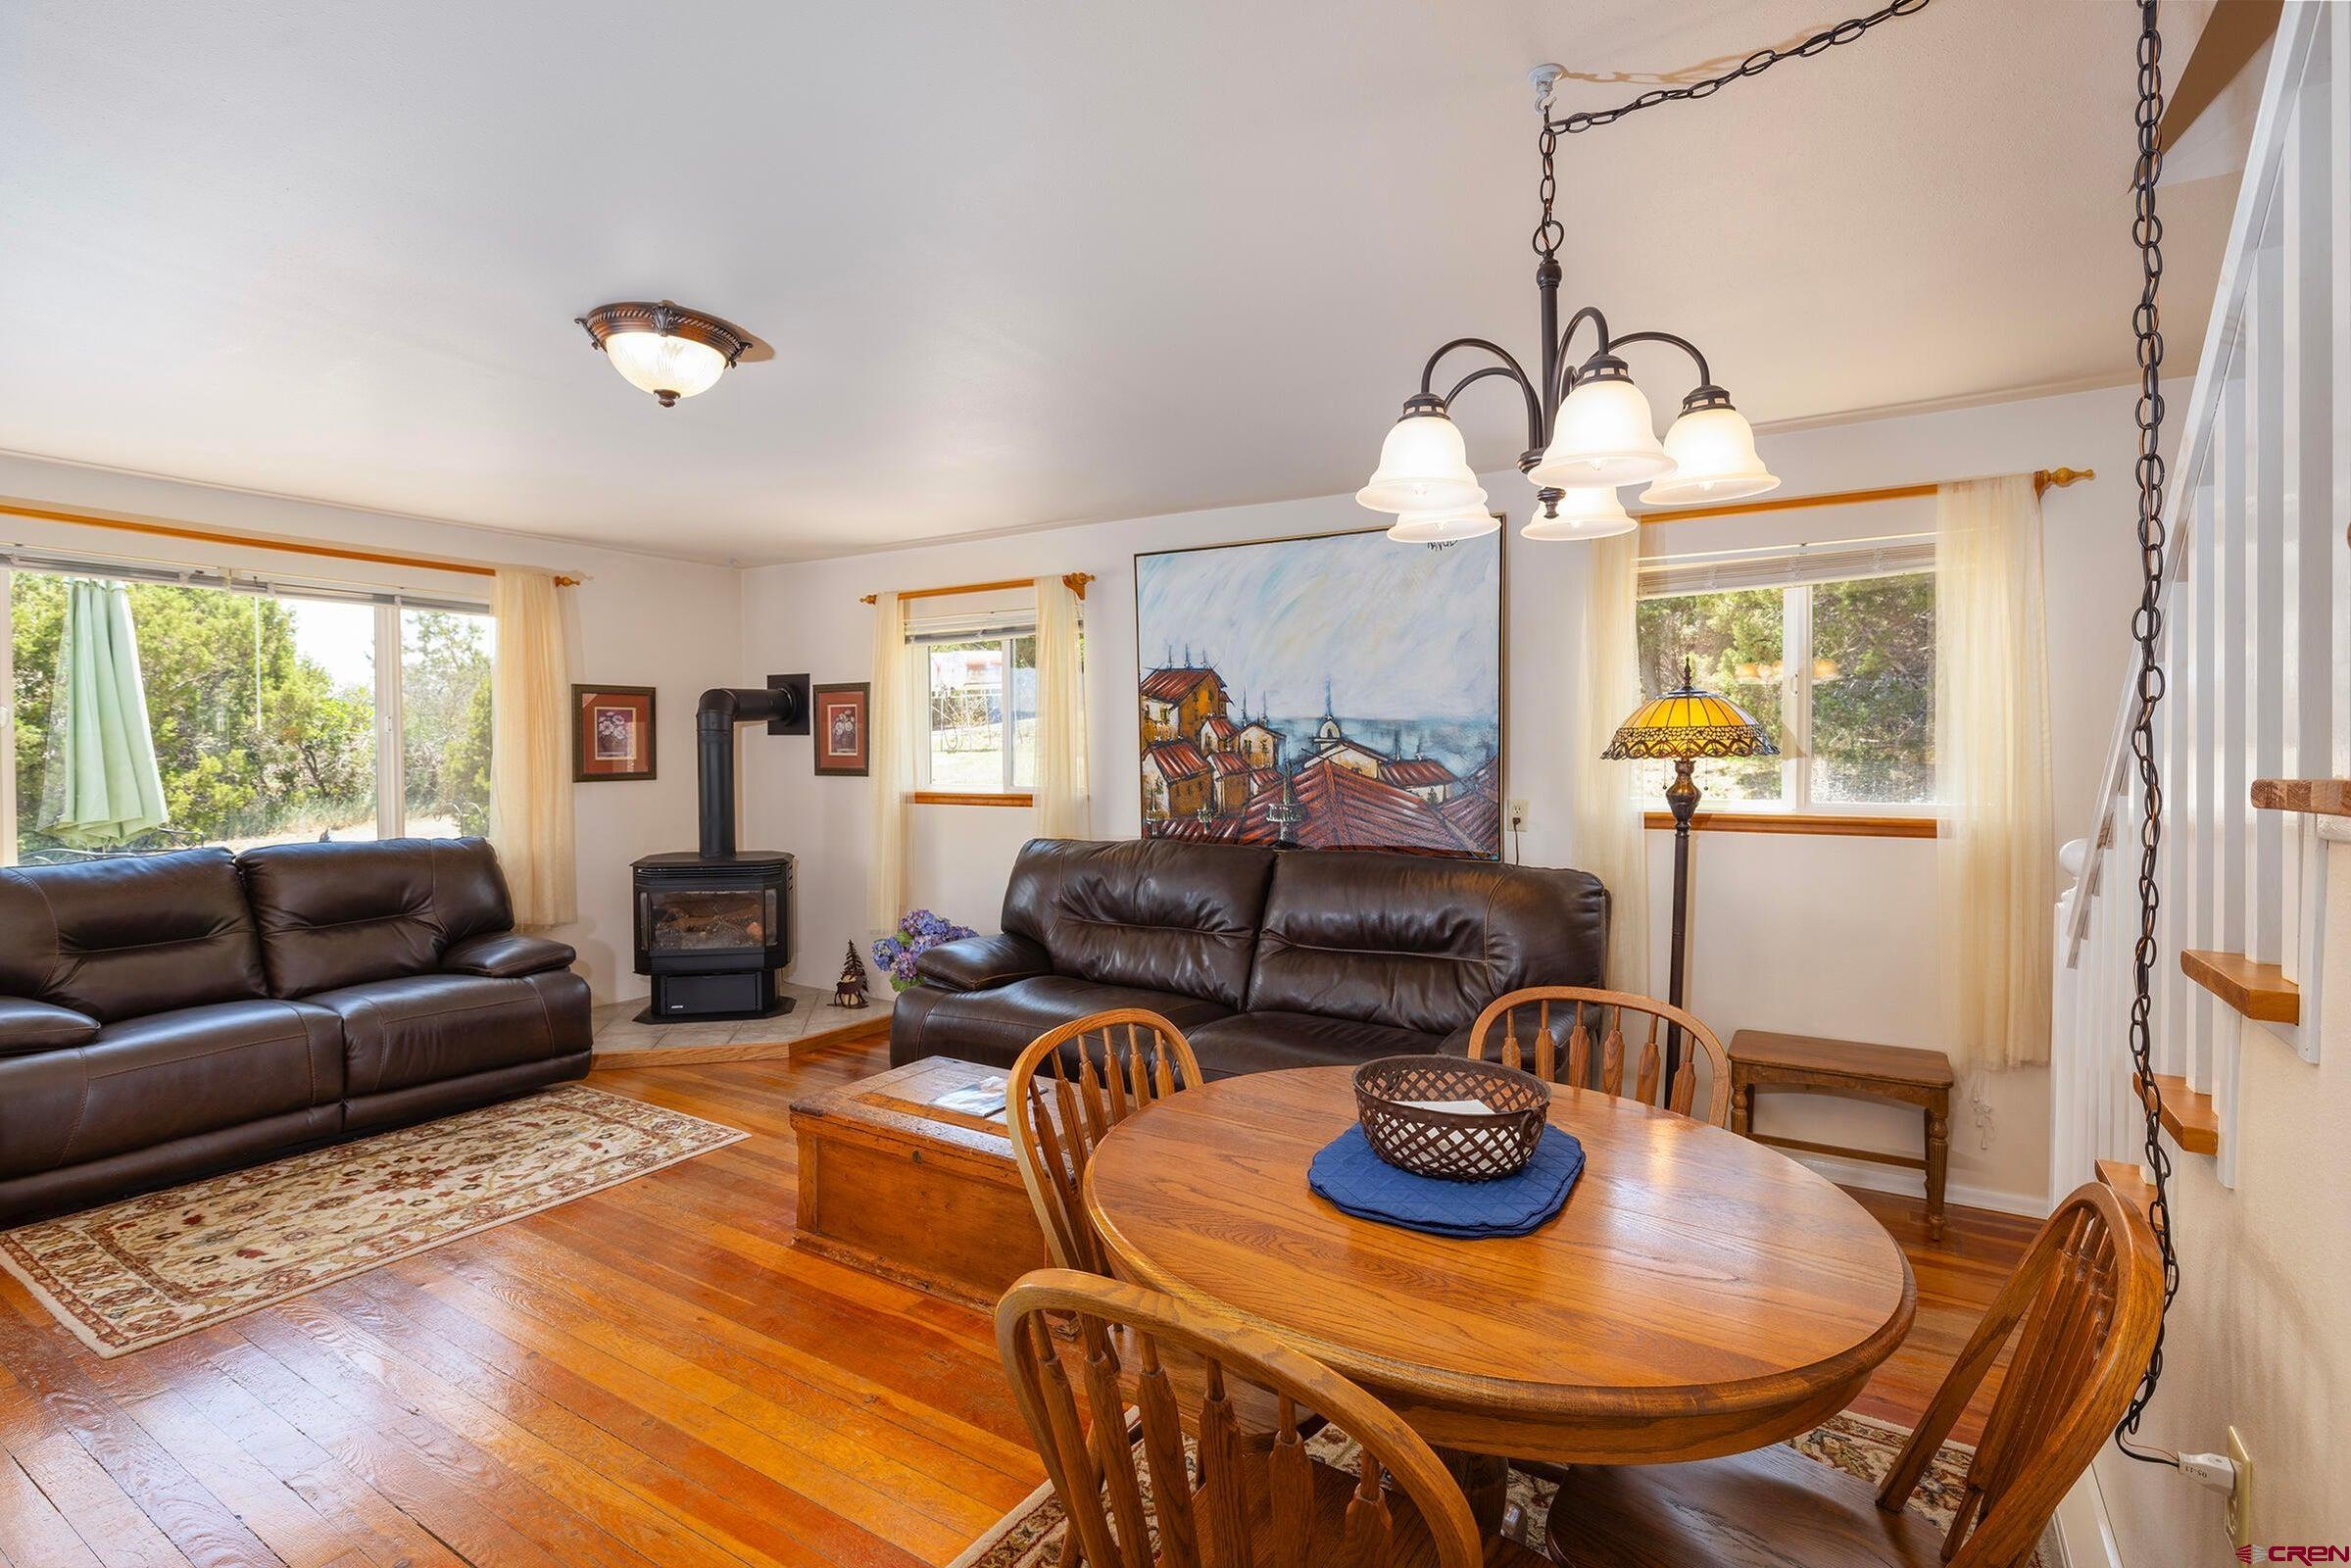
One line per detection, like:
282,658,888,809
39,579,169,848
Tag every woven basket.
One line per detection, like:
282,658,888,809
1351,1055,1549,1182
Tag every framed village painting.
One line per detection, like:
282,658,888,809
571,685,657,782
1133,522,1502,857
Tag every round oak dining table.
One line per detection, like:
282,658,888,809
1081,1064,1916,1536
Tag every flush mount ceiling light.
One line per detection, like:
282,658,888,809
1353,6,1935,543
574,300,760,407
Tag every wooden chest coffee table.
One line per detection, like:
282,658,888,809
790,1055,1048,1306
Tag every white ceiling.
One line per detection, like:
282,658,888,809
0,1,2243,564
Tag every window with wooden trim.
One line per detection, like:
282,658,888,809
906,585,1038,799
1634,542,1935,813
2,558,493,865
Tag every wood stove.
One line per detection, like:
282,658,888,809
630,682,803,1022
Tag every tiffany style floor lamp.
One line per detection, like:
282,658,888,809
1602,658,1778,1081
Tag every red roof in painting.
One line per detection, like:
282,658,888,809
1148,815,1243,843
1145,741,1210,780
1441,787,1500,851
1247,766,1283,794
1140,667,1221,703
1379,759,1459,789
1238,760,1481,855
1209,752,1251,776
1200,714,1240,743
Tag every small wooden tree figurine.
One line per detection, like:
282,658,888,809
833,942,869,1009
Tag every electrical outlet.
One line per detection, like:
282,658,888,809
2228,1426,2252,1548
1506,799,1531,833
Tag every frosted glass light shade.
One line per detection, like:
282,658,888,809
1387,505,1500,543
603,331,730,404
1641,406,1780,505
1521,486,1636,541
1530,376,1674,488
1357,412,1487,514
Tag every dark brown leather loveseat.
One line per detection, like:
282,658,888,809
890,838,1608,1079
0,839,590,1225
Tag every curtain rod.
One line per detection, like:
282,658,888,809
861,571,1094,606
1633,466,2094,524
0,499,582,586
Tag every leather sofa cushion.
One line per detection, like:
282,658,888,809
241,838,517,997
888,975,1230,1072
0,998,342,1180
311,970,588,1098
0,849,268,1023
914,932,1053,993
1248,851,1609,1036
1002,838,1276,1008
0,997,101,1057
442,932,576,979
1184,1011,1445,1080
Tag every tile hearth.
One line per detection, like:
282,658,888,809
589,981,892,1068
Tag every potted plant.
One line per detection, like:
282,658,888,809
871,908,979,993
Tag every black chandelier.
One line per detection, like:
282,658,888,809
1356,4,1934,544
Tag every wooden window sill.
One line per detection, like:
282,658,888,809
908,791,1035,808
1643,811,1938,839
2133,1071,2220,1156
2179,949,2299,1024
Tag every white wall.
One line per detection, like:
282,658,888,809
2094,841,2351,1560
742,382,2168,1211
0,452,741,1003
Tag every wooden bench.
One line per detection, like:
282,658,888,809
1727,1029,1957,1242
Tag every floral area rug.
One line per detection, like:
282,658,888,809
948,1408,2052,1567
0,1085,744,1357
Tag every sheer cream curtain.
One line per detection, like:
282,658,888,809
489,568,576,927
1935,475,2054,1068
867,592,916,933
1570,533,1651,990
1032,575,1091,838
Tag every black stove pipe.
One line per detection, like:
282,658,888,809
696,687,800,859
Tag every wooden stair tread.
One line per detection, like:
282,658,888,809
2094,1157,2158,1211
2180,949,2300,1024
2252,777,2351,816
2132,1072,2219,1156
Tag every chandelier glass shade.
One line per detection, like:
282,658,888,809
1641,403,1780,506
1529,370,1675,488
575,300,758,407
1355,409,1489,514
1387,504,1501,544
1520,485,1634,540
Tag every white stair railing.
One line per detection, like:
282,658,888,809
2052,0,2348,1200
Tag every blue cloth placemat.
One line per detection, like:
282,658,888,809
1307,1124,1585,1239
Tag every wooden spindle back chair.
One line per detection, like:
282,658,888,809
998,1268,1485,1568
1465,986,1733,1126
1880,1179,2164,1565
1006,1009,1204,1275
1543,1180,2164,1568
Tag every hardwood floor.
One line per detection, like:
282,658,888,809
0,1035,2037,1567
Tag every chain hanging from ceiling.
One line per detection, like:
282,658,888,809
2115,0,2180,1467
1528,0,1935,262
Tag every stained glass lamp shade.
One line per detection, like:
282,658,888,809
1600,659,1777,1083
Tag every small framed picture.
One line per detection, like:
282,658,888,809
572,686,657,781
812,682,870,776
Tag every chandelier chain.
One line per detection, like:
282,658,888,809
1532,0,1934,262
2116,0,2180,1465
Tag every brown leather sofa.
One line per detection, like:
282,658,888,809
890,838,1608,1079
0,839,590,1225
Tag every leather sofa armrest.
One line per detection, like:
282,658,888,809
0,997,101,1058
442,932,577,979
914,932,1052,993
